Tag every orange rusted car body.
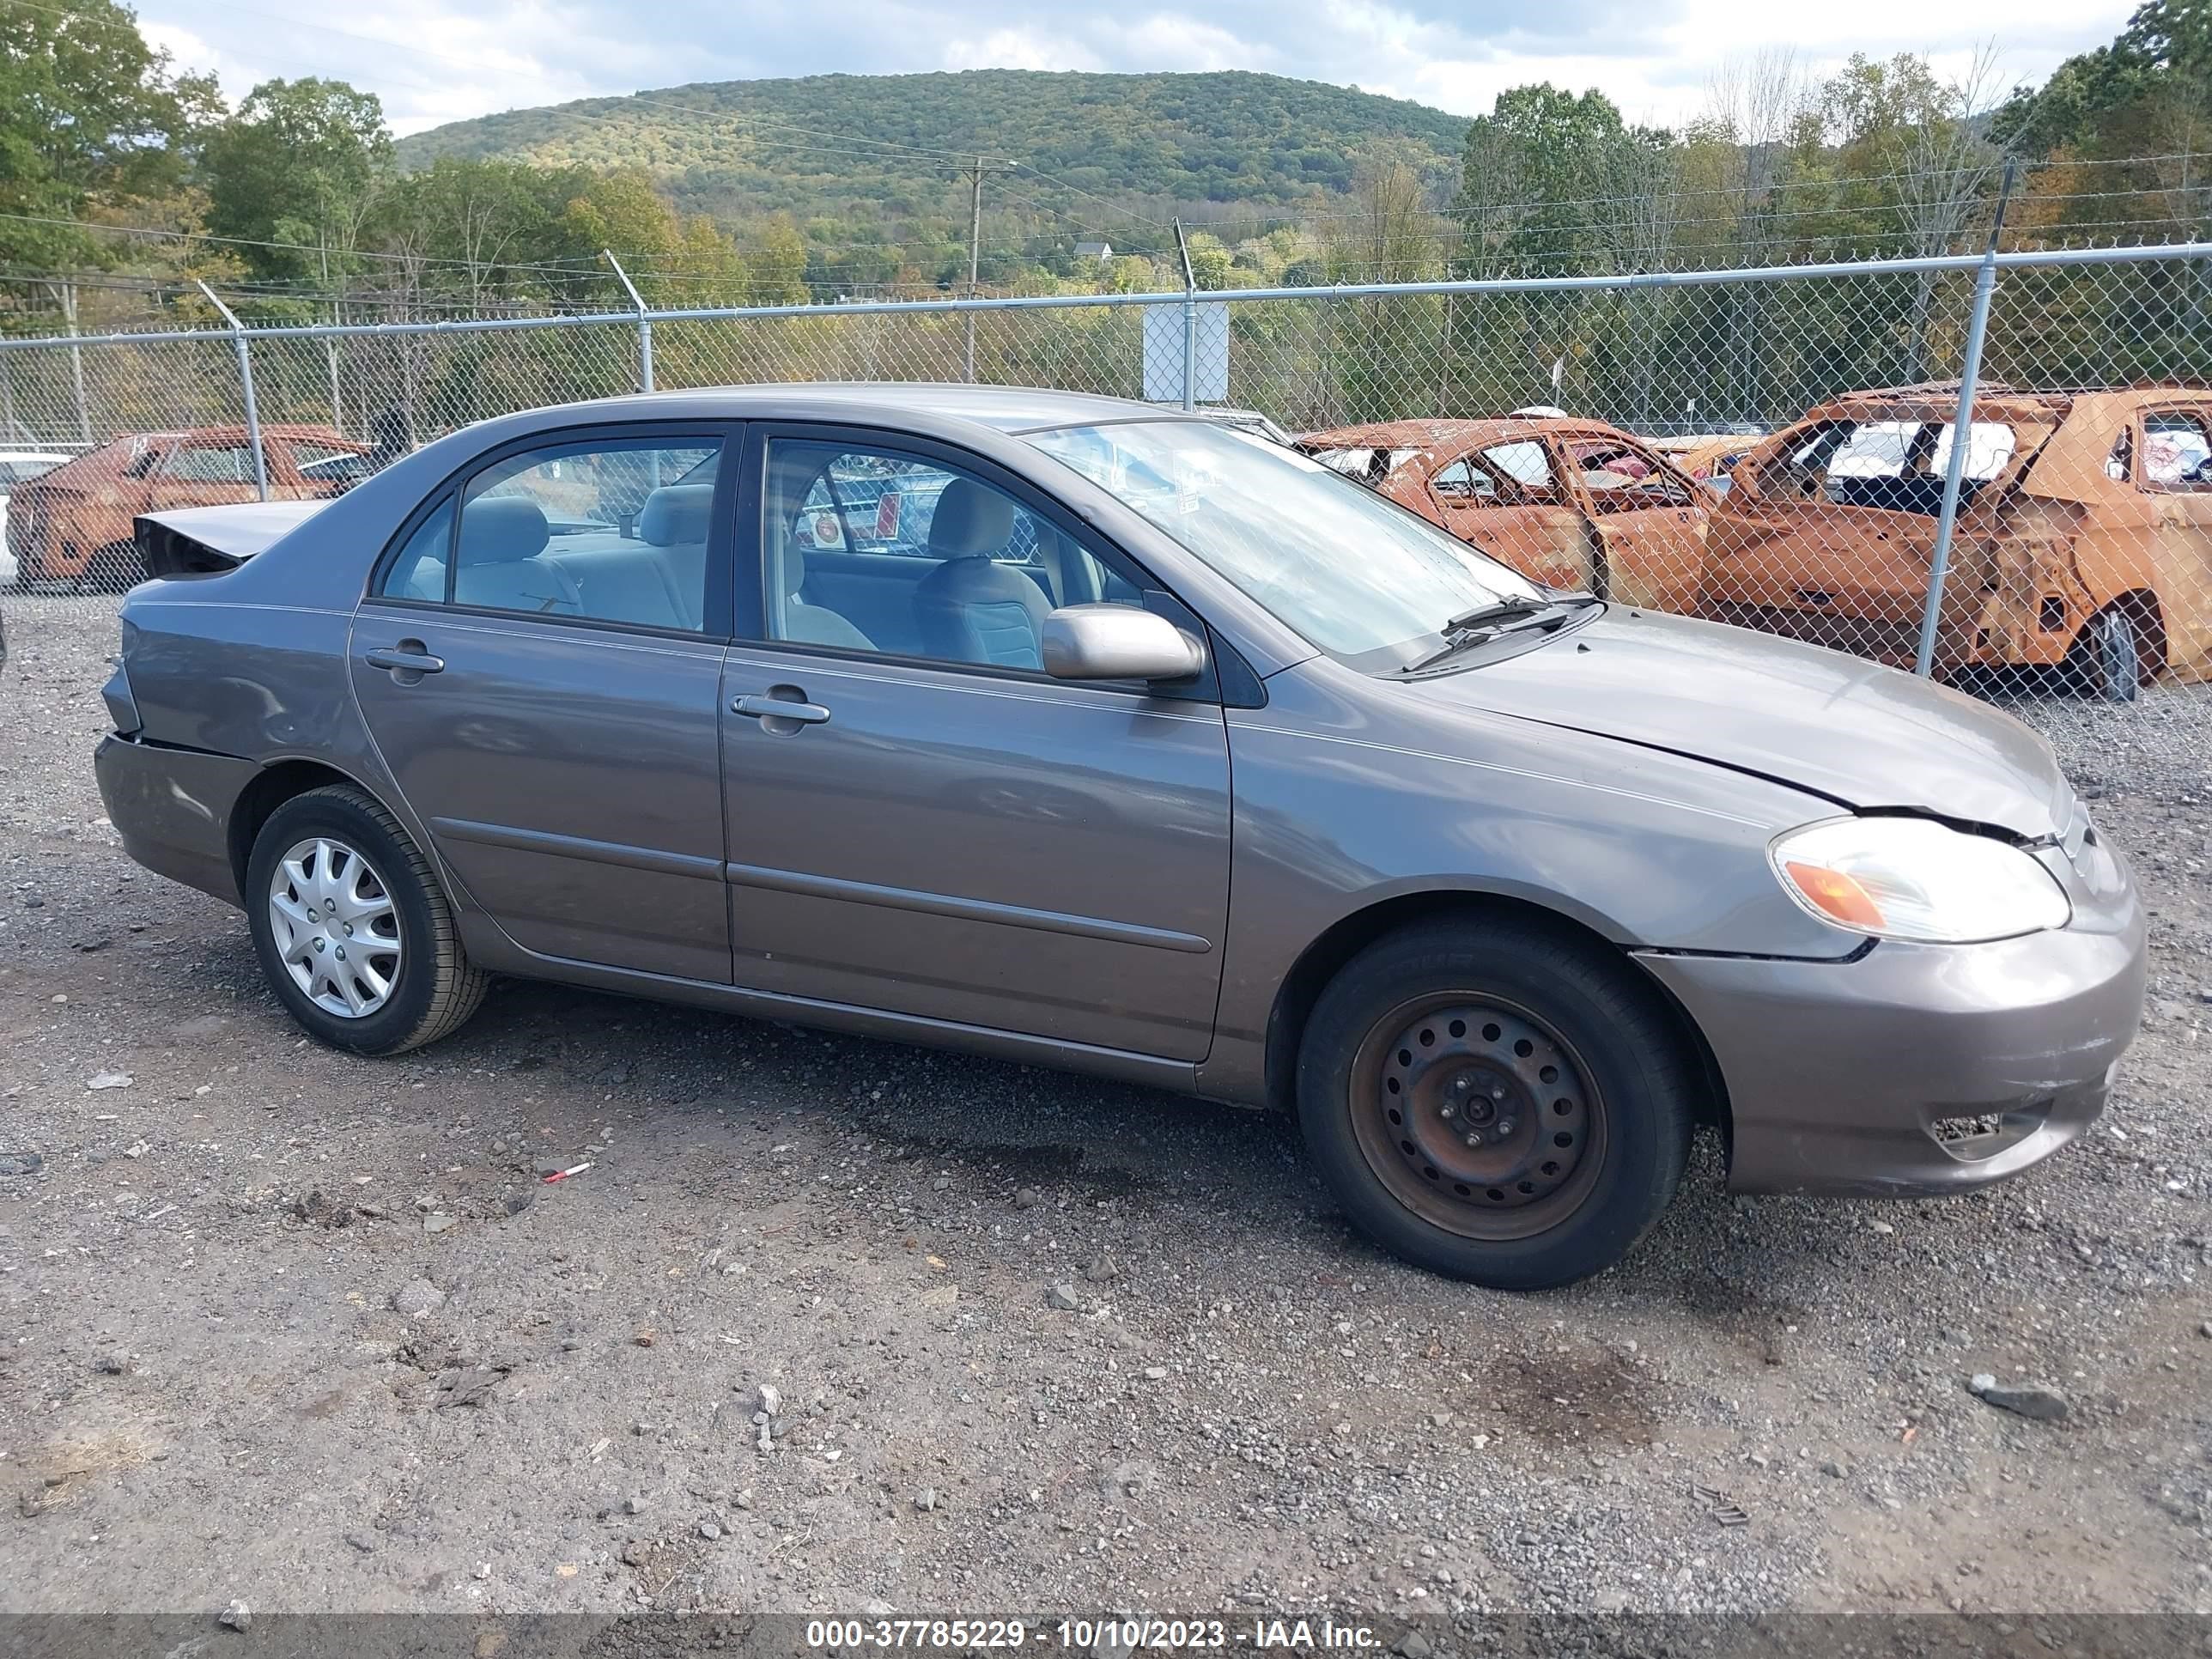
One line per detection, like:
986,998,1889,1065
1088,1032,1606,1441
6,425,372,586
1703,386,2212,686
1295,417,1711,612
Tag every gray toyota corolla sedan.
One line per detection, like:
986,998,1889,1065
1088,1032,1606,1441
94,385,2147,1289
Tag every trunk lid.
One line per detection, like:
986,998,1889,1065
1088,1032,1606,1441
133,500,327,578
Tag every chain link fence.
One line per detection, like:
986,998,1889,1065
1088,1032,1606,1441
3,245,2210,757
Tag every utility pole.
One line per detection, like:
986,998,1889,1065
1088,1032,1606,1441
963,155,986,383
959,156,1012,385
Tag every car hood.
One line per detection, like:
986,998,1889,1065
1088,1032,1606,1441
1409,607,2072,839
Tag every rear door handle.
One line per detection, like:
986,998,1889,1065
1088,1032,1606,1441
732,691,831,728
364,645,445,678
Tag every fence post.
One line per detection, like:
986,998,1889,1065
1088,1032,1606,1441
58,282,92,447
1914,163,2017,678
1174,219,1197,412
602,251,653,393
198,282,268,501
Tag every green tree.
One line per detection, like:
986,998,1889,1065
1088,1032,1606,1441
0,0,217,272
202,77,392,283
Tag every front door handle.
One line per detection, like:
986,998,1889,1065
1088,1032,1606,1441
732,690,831,731
364,642,445,683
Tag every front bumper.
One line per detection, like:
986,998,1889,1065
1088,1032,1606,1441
1638,886,2147,1197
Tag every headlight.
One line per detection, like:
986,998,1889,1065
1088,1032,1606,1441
1771,817,2071,943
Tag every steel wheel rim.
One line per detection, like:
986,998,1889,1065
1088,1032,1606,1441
1348,993,1607,1242
266,836,403,1018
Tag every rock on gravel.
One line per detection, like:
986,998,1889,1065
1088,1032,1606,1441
1967,1376,2071,1421
391,1279,447,1319
1046,1283,1082,1311
218,1600,249,1632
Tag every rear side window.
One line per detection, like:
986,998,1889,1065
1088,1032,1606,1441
379,499,454,602
2140,412,2212,489
161,443,257,483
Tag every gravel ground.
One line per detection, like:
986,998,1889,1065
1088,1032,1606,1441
1,596,2209,1625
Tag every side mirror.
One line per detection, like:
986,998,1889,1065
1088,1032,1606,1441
1042,603,1206,683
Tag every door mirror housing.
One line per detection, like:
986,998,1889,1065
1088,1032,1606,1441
1042,603,1206,683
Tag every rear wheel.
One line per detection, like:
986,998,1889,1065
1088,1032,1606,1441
2094,606,2139,702
245,785,488,1054
1297,919,1695,1291
82,541,141,592
2068,598,2160,702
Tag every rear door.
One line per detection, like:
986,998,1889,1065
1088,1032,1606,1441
1558,434,1708,613
717,424,1232,1060
349,423,737,981
2134,406,2212,678
1425,441,1590,590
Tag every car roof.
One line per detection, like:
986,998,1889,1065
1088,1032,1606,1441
1296,416,1645,449
588,382,1194,435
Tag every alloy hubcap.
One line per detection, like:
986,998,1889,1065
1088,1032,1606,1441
1353,996,1603,1241
267,837,402,1018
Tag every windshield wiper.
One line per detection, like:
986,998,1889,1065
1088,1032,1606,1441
1400,593,1600,674
1443,593,1598,635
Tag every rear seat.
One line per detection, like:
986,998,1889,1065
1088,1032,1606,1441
543,483,714,630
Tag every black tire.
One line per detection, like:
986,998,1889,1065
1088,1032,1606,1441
2092,606,2140,703
77,541,141,593
244,784,489,1055
1296,918,1695,1291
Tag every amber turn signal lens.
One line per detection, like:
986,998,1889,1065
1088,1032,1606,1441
1782,860,1887,930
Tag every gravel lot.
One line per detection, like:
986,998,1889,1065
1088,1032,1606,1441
2,596,2209,1626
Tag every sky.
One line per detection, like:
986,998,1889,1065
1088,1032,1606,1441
132,0,2135,139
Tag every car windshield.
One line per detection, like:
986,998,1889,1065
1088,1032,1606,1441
1025,420,1547,672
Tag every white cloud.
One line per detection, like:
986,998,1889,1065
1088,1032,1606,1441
133,0,2138,137
1121,15,1269,72
943,28,1104,73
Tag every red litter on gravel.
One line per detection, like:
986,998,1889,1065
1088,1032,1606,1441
542,1162,593,1184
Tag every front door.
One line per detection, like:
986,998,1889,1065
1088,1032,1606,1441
1426,441,1590,590
349,428,735,981
1557,434,1709,614
717,428,1233,1060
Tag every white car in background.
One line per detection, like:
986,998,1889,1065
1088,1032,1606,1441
0,451,73,589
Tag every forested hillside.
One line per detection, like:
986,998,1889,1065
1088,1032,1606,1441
393,69,1469,230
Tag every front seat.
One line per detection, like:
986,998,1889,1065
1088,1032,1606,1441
451,495,580,616
781,540,875,652
914,479,1050,668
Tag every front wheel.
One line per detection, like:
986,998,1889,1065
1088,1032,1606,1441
245,784,488,1054
1297,919,1695,1291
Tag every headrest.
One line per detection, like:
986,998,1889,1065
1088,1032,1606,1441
927,479,1016,557
457,495,549,567
783,538,809,596
639,483,713,546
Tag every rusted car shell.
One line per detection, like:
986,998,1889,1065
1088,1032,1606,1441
1295,418,1711,613
6,425,370,585
1703,386,2212,685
